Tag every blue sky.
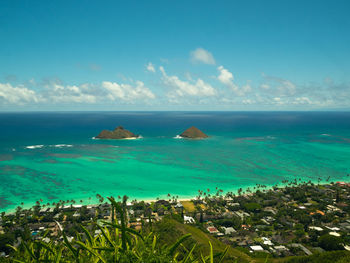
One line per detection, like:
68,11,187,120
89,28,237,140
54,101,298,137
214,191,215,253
1,0,350,111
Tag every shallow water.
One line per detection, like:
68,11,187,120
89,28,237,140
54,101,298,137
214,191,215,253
0,111,350,212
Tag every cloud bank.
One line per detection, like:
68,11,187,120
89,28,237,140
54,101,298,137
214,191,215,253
1,52,349,110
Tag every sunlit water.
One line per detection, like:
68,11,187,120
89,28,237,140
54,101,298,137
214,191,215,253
1,111,350,212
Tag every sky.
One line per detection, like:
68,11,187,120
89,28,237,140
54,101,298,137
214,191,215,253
1,0,350,111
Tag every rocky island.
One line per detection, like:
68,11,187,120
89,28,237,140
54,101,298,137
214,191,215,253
95,126,139,139
179,126,208,139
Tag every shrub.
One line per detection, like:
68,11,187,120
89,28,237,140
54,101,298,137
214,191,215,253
318,234,344,251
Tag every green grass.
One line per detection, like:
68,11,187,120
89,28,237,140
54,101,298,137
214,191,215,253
155,217,257,263
181,201,196,213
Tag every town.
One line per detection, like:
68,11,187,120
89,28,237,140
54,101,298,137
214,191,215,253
1,180,350,262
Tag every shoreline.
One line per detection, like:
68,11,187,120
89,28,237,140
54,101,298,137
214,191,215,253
2,179,344,215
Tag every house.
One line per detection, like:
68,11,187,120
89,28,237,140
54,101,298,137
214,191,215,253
310,210,325,216
344,245,350,251
274,245,288,252
272,245,290,256
234,211,250,220
53,213,61,219
94,229,102,237
263,207,277,215
73,211,80,217
262,237,273,246
250,245,264,252
42,237,50,243
339,222,350,231
309,226,323,232
207,226,219,234
184,216,195,224
261,219,270,225
174,202,183,209
290,244,312,256
155,200,170,208
222,227,236,235
325,226,340,231
241,224,251,230
327,205,341,212
263,216,275,223
227,202,240,207
39,208,50,214
222,211,235,218
329,232,341,237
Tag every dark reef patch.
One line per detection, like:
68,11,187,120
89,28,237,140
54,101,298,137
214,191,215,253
0,196,14,209
0,154,13,162
48,153,82,159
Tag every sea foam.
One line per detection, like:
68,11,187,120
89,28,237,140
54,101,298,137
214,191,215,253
51,144,73,148
25,145,44,149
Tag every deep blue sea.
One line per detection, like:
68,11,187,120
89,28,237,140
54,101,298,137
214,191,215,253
0,111,350,212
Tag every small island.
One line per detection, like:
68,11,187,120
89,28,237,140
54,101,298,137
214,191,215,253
179,126,208,139
95,126,139,139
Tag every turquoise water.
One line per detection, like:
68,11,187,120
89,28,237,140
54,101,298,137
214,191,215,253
0,112,350,212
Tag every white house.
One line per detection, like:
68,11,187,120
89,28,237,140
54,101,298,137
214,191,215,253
250,245,264,252
222,227,236,235
184,216,195,224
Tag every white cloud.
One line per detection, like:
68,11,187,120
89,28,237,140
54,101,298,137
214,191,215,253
190,48,216,65
102,81,155,101
242,99,254,104
260,84,270,90
242,81,252,93
2,66,349,110
217,66,234,87
217,66,250,96
146,62,156,73
49,84,97,103
293,97,312,104
0,83,41,104
273,97,284,105
261,75,296,96
160,66,216,98
279,80,296,95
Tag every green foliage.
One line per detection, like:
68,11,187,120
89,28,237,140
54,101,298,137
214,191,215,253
0,232,15,254
318,234,344,251
6,196,228,262
285,250,350,263
243,202,261,212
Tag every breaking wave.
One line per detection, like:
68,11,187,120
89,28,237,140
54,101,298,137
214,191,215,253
51,144,73,148
25,145,44,149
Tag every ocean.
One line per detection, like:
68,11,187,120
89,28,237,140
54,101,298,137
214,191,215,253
0,111,350,212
